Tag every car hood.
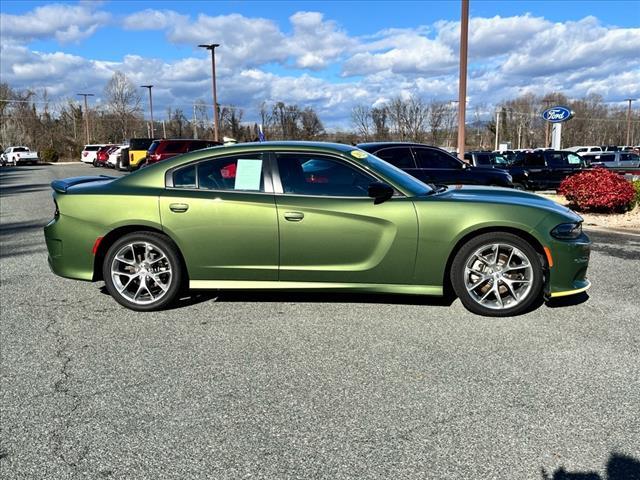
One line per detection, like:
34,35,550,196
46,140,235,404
428,185,582,221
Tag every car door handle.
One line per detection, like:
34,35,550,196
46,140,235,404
284,212,304,222
169,203,189,213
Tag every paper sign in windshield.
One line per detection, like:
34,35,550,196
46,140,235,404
234,159,262,191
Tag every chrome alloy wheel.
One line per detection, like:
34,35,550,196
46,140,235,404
464,243,534,310
110,242,173,305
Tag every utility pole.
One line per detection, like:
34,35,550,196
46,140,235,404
141,85,155,138
456,0,469,160
198,43,221,142
77,93,94,144
625,98,636,146
494,108,501,151
193,104,198,139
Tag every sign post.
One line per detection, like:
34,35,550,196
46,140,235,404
542,106,574,149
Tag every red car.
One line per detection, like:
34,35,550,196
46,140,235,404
145,139,221,166
93,145,118,167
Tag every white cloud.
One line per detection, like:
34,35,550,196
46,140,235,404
0,3,110,43
2,6,638,128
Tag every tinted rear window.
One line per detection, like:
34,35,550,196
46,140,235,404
84,145,101,151
13,147,28,152
147,141,160,154
162,142,187,153
374,147,415,169
129,138,154,150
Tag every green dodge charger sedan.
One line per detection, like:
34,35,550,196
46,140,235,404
44,141,591,316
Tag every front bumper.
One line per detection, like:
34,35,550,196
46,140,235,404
545,232,591,298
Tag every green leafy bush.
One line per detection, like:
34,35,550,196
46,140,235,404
632,180,640,209
40,147,59,163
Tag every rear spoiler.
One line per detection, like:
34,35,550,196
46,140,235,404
51,175,115,193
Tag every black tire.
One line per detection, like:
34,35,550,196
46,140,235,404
102,232,184,311
451,232,544,317
93,159,98,167
513,183,525,191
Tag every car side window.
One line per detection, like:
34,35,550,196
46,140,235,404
566,153,581,165
413,148,460,169
546,152,565,166
171,153,264,192
524,153,545,167
173,165,196,188
374,147,416,168
277,153,374,197
164,142,184,153
198,154,264,191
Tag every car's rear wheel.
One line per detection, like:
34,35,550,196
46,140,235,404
451,232,543,316
513,183,525,190
103,232,183,311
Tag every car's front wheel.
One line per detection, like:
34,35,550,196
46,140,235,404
451,232,543,316
103,232,183,311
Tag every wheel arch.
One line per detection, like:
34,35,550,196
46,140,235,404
92,225,189,282
442,226,548,296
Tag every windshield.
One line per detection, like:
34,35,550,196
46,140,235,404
362,152,433,196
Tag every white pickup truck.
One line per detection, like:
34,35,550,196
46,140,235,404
1,146,39,166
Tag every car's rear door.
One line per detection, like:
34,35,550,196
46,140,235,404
160,152,279,282
272,151,418,285
412,147,465,184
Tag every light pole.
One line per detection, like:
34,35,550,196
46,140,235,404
141,85,155,138
77,93,94,144
456,0,469,160
625,98,636,146
198,43,220,142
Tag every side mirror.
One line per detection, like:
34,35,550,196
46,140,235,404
368,182,394,205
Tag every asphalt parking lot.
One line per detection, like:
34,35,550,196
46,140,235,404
1,163,639,479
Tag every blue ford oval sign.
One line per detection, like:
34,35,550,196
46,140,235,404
542,106,574,123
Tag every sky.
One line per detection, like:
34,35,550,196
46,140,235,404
1,0,639,128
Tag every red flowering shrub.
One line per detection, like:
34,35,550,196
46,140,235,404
558,168,635,213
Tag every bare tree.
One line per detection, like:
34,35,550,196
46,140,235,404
300,107,324,139
351,105,372,141
371,106,389,140
104,71,141,140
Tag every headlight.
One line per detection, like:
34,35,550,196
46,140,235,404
551,222,582,240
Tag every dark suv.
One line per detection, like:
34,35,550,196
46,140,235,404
508,150,586,190
145,139,221,165
357,142,514,187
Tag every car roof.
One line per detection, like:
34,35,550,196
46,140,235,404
357,142,440,150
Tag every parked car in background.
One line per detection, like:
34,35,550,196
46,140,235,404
509,150,585,190
357,142,514,188
44,141,590,316
144,139,221,166
94,145,117,167
106,146,127,169
582,151,640,168
81,144,106,164
464,151,512,168
566,146,603,155
124,138,154,170
1,146,39,166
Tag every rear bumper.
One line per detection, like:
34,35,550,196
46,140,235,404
44,217,96,281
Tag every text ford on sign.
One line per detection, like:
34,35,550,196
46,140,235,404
542,106,574,123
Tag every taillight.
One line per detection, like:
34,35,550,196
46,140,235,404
83,151,88,157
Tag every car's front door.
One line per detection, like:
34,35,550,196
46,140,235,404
273,152,418,285
160,153,279,281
